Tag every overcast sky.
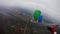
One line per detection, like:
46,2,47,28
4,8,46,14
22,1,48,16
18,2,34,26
0,0,59,12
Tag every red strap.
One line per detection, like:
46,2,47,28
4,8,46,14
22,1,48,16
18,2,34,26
51,26,56,34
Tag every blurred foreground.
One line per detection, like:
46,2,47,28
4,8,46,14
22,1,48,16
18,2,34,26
0,13,52,34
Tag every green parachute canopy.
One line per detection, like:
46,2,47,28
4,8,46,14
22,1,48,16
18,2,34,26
34,9,41,20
